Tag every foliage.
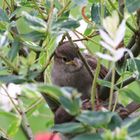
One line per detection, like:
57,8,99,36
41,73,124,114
0,0,140,140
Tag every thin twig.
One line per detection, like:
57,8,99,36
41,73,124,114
91,58,101,110
72,32,99,42
109,65,115,111
17,95,34,140
32,0,46,20
65,32,94,79
116,76,137,88
25,98,43,114
0,54,18,74
118,0,124,17
41,33,66,73
1,85,21,115
3,0,12,12
74,30,100,47
57,1,71,17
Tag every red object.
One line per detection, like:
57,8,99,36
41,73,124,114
35,132,61,140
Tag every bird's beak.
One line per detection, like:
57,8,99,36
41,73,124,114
66,58,82,67
66,60,77,66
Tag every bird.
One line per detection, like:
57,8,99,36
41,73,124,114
48,41,109,123
51,41,108,100
48,41,129,123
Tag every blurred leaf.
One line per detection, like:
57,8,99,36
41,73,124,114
21,31,45,41
72,0,87,6
0,21,9,30
52,122,86,134
126,0,140,13
72,133,102,140
52,19,80,34
88,0,99,3
45,36,57,59
59,87,81,116
0,110,21,137
76,111,122,129
22,11,47,32
97,79,118,90
37,84,63,101
23,41,45,52
27,51,36,65
127,117,140,137
54,0,62,10
108,113,122,130
7,119,21,137
0,8,9,22
116,60,127,75
120,88,140,103
0,75,26,84
91,3,109,25
8,40,20,61
127,59,140,80
26,98,43,117
0,31,9,47
91,3,101,24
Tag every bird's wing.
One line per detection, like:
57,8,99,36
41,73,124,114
85,54,108,79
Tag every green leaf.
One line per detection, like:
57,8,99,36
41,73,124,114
126,0,140,13
126,117,140,137
27,51,36,65
21,31,45,41
37,84,64,101
72,0,87,6
7,119,21,137
0,75,26,84
52,122,86,134
120,88,140,103
0,31,9,47
22,40,45,52
22,11,47,32
127,58,140,80
91,3,101,24
0,8,9,22
91,3,109,25
8,40,20,61
76,111,122,129
59,87,81,115
97,79,118,90
52,19,80,34
0,21,9,30
54,0,62,10
72,133,102,140
0,109,21,137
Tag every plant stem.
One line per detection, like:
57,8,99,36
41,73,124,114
108,0,136,33
66,32,94,79
32,0,46,20
91,58,101,110
109,63,115,111
10,0,14,12
25,98,43,114
74,30,100,47
1,85,21,115
57,0,71,17
17,96,34,140
0,53,18,74
3,0,12,12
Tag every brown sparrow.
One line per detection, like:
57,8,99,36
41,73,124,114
51,42,108,100
50,42,129,123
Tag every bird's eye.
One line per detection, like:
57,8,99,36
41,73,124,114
62,57,68,62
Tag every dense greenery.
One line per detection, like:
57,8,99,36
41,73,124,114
0,0,140,140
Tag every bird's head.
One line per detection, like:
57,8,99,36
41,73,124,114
54,42,83,72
